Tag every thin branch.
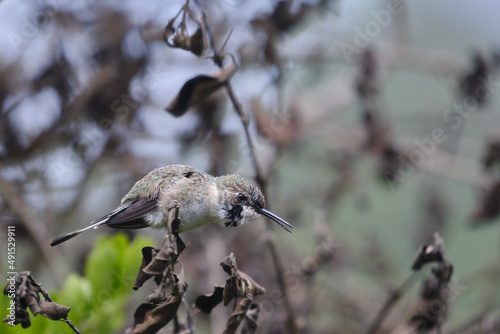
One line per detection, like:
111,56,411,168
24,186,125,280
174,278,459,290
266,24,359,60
365,271,421,334
61,318,82,334
224,83,265,185
312,124,491,188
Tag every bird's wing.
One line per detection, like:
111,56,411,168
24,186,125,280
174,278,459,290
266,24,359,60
105,199,158,229
121,165,213,204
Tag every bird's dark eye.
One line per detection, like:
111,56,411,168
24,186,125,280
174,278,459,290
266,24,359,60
238,193,246,201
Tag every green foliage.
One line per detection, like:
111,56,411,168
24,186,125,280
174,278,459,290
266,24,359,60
1,233,154,334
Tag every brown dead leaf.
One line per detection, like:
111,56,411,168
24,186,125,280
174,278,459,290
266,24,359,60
223,296,252,334
459,52,490,107
162,5,207,56
194,286,224,314
38,300,70,321
2,271,72,328
240,303,260,334
195,253,265,326
132,273,187,334
251,0,314,35
482,138,500,170
404,233,453,333
172,27,205,56
133,247,160,290
412,245,444,271
166,57,238,116
134,238,186,290
471,179,500,223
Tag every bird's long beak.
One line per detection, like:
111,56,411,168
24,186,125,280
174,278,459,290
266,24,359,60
255,207,294,233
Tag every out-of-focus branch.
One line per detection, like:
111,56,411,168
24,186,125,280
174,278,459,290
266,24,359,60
224,83,265,185
365,272,421,334
312,124,491,188
0,169,64,285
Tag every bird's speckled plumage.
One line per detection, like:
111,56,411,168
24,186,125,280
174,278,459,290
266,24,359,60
50,164,293,247
122,165,216,203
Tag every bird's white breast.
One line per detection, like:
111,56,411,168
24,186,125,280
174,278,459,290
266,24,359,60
151,179,222,232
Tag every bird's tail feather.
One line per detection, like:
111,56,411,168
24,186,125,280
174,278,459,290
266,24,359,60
50,219,108,247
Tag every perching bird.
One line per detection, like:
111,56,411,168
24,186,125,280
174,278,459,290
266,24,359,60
51,165,294,246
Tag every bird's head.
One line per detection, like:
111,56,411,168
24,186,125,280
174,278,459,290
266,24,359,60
216,174,294,232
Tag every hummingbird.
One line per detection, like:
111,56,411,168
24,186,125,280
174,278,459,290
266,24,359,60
51,165,294,246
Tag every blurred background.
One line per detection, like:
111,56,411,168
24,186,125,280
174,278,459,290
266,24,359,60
1,0,500,333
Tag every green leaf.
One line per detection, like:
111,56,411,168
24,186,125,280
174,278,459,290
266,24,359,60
3,233,156,333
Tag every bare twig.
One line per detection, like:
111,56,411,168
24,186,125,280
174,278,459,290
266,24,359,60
312,124,491,188
61,318,82,334
224,83,264,184
365,271,421,334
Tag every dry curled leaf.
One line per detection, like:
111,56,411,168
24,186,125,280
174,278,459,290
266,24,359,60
130,203,189,334
221,254,265,334
166,76,220,117
223,296,252,334
3,271,72,329
362,107,392,154
251,0,314,35
173,28,205,56
132,273,188,334
220,253,265,306
378,145,403,184
38,300,71,321
134,237,186,290
482,139,500,170
162,5,207,56
471,179,500,223
165,57,238,117
412,233,448,271
407,276,448,332
405,233,453,332
240,303,260,334
412,245,444,271
356,48,379,99
195,253,265,333
458,52,491,107
133,247,160,290
194,286,224,314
